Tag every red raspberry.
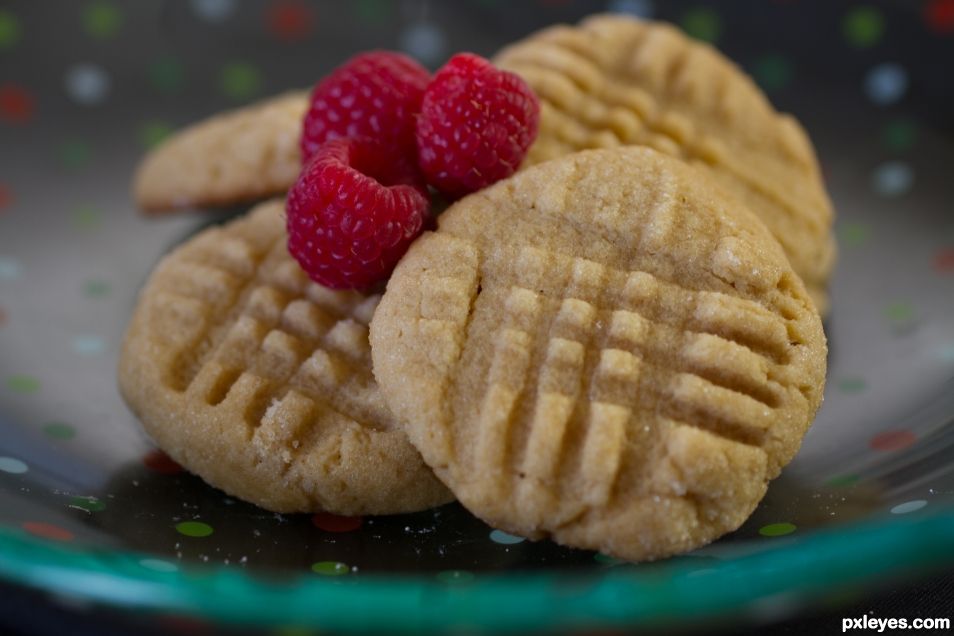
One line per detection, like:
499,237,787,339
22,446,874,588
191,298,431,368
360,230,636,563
415,53,540,198
301,51,431,164
287,138,429,289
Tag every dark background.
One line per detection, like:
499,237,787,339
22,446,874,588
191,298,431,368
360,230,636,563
1,0,953,634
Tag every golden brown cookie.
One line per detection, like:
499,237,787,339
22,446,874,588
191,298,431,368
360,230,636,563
133,92,308,212
371,147,826,561
494,14,835,312
119,199,451,514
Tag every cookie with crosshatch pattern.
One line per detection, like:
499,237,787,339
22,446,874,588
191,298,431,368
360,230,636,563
494,14,835,313
119,199,451,514
133,92,308,212
371,147,827,561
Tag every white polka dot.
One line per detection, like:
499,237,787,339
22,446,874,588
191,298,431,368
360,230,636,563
489,529,525,545
872,161,914,196
65,63,111,106
0,457,28,474
606,0,654,18
865,63,908,105
190,0,236,23
71,335,105,355
140,558,179,572
0,256,21,279
890,499,927,514
399,23,447,65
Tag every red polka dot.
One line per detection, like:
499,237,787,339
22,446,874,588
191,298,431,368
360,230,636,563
143,449,183,475
266,1,314,41
933,247,954,273
870,430,917,452
23,522,74,542
0,307,7,327
311,512,363,532
0,84,35,124
925,0,954,33
0,183,11,211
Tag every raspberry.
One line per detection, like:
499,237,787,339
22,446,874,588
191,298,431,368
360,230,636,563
416,53,540,198
301,51,431,164
287,138,429,289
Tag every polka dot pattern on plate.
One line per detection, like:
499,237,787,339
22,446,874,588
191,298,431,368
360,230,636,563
0,9,19,48
398,22,447,65
871,161,914,197
489,529,525,545
865,62,908,105
191,0,237,23
680,7,721,43
143,449,183,474
176,521,214,537
311,561,349,576
6,374,40,394
870,430,917,452
82,2,122,39
311,513,363,533
220,62,261,101
925,0,954,33
606,0,654,19
890,500,927,515
0,84,34,124
69,496,106,512
71,335,105,356
266,1,315,41
23,522,74,542
0,457,28,474
758,522,796,537
0,256,22,279
844,6,885,48
43,422,76,440
58,140,93,170
65,64,111,106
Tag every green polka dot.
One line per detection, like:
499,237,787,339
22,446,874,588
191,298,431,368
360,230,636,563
759,522,796,537
83,279,111,298
839,222,871,248
753,54,793,93
149,56,185,94
680,7,721,44
83,2,122,39
0,10,21,48
176,521,213,537
827,474,860,488
311,561,349,576
436,569,474,584
6,374,40,394
594,553,624,566
72,205,102,230
220,62,261,101
752,55,794,93
882,119,918,151
58,140,92,170
837,377,867,393
43,422,76,440
844,6,884,48
138,121,174,150
70,496,105,512
884,302,914,323
354,0,393,24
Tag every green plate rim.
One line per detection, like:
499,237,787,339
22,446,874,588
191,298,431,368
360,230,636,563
1,510,952,633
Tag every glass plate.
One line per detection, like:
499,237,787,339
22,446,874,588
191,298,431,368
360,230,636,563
1,1,953,633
